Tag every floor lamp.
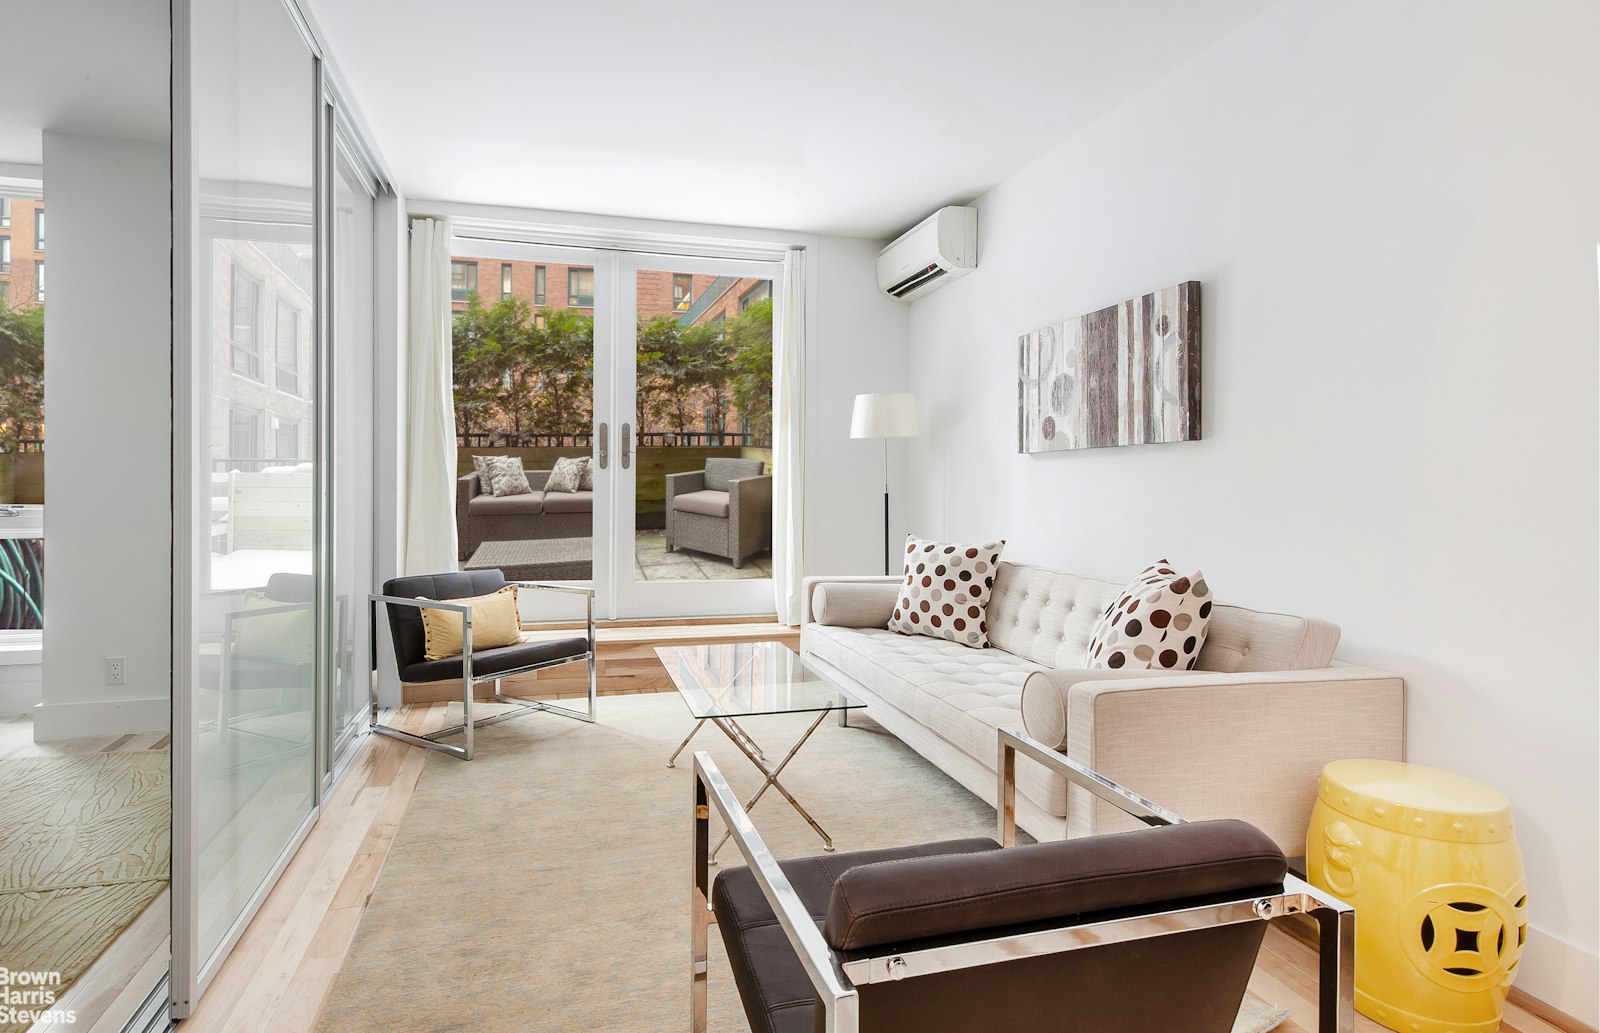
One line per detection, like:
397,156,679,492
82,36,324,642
850,393,919,575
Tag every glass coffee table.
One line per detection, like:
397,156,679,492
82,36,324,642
657,641,864,861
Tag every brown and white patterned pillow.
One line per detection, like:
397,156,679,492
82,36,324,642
1086,561,1213,671
472,455,532,497
545,456,591,493
887,535,1006,648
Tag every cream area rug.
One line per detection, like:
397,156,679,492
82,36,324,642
319,694,1287,1033
0,749,170,1031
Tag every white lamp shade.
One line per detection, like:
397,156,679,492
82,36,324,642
850,393,919,438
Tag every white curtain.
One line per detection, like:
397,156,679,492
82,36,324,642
772,247,807,625
403,217,459,574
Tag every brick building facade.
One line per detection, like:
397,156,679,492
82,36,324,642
0,195,45,310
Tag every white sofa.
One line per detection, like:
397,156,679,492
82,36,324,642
799,561,1406,852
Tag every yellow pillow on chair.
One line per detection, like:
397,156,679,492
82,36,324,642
418,585,523,661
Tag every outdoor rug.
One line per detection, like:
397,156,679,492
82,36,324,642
0,749,170,1031
318,693,1286,1032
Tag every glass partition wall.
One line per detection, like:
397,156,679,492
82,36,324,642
175,0,382,1014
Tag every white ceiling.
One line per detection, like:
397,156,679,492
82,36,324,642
314,0,1277,239
0,0,169,165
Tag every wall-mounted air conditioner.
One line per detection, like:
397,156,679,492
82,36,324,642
876,205,977,302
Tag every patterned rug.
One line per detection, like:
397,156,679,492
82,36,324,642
319,694,1287,1032
0,749,170,1031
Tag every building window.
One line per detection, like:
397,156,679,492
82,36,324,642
0,236,9,273
275,299,300,394
275,418,299,460
33,209,44,252
567,267,594,307
33,261,44,303
739,280,771,311
0,281,7,306
500,263,513,301
533,265,546,305
451,260,477,303
0,198,9,227
672,273,693,312
229,264,262,380
229,407,262,466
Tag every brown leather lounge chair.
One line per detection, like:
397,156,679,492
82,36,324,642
690,726,1355,1033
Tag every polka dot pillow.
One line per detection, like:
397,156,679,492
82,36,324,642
888,535,1006,648
1086,561,1214,670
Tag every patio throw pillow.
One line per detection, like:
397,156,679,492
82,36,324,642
704,457,763,492
418,585,523,661
546,456,592,493
887,535,1006,648
472,455,532,497
1086,561,1214,671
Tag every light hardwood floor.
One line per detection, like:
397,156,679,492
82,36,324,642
171,684,1588,1033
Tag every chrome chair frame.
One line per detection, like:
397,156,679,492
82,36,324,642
369,581,596,761
689,727,1357,1033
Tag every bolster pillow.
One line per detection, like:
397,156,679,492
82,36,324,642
813,582,900,628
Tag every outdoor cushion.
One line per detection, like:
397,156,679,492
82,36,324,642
704,457,763,492
672,489,730,518
540,489,594,515
468,491,545,516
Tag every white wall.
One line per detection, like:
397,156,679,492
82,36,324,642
805,236,911,576
38,132,172,739
903,0,1599,1020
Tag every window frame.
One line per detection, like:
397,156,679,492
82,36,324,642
33,209,43,252
228,406,263,466
274,297,301,394
672,273,694,312
533,265,547,305
274,417,299,460
500,263,513,301
0,235,9,274
567,266,594,307
0,197,9,228
451,260,478,303
228,263,263,381
33,260,44,303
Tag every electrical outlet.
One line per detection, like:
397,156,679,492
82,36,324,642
105,657,126,686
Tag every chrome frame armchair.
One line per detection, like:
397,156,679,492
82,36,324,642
690,725,1356,1033
369,576,596,761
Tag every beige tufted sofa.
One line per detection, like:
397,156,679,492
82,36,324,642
799,561,1406,852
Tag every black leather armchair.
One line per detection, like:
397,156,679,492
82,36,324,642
371,569,595,760
690,726,1356,1033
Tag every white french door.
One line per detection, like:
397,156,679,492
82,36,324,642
450,238,780,620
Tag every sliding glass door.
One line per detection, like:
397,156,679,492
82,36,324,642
184,0,320,997
446,239,779,619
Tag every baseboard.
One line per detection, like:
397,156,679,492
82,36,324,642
32,696,169,741
1514,926,1600,1031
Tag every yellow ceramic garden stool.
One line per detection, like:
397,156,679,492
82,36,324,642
1307,759,1527,1033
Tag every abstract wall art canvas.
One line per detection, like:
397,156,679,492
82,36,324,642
1018,281,1201,453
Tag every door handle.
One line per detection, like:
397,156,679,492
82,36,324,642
597,422,609,470
621,423,633,470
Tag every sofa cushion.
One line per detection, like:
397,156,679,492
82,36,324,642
805,624,1067,817
472,454,532,497
704,457,763,492
986,563,1124,669
987,561,1340,674
1087,561,1213,671
672,489,730,518
468,491,544,516
888,536,1006,648
540,489,593,515
545,456,590,493
813,582,897,628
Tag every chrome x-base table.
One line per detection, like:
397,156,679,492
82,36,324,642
658,641,864,863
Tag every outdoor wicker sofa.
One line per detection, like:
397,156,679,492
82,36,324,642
456,468,591,561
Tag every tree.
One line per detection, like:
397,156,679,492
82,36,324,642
727,297,773,441
0,303,45,452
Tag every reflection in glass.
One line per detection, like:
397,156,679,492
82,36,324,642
193,0,318,967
